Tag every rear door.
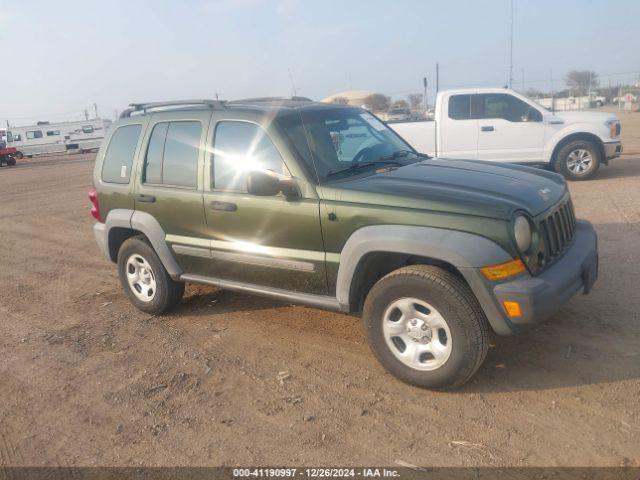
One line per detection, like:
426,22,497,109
133,110,210,276
475,93,545,163
437,92,479,159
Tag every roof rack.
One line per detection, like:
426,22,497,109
120,99,225,118
228,96,313,104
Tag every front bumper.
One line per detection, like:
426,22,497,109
463,220,598,335
603,140,622,160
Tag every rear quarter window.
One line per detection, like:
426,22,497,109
101,124,142,184
448,95,471,120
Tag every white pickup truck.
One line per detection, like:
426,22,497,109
390,88,622,180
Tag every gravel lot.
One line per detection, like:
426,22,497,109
1,112,639,468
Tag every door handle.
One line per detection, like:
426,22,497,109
481,126,495,132
209,201,237,212
135,194,156,203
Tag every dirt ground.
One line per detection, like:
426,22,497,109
1,113,639,469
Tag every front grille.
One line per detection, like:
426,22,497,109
539,199,576,262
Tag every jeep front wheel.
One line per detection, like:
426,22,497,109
362,265,489,390
117,236,185,314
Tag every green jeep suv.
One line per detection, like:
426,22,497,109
90,98,598,389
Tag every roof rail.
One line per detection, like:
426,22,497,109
120,99,225,118
228,96,313,104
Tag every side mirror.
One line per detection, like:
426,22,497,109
525,107,543,122
246,170,298,198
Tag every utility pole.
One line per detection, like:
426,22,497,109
509,0,514,89
93,103,98,118
435,62,439,94
287,68,298,97
521,68,525,92
84,109,89,121
423,77,428,109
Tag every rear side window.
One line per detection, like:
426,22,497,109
143,121,201,188
101,124,142,184
448,95,471,120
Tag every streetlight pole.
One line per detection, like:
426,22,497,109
509,0,514,89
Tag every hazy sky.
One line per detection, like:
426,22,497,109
1,0,638,125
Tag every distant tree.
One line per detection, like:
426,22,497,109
391,99,409,109
523,88,541,98
407,93,424,109
330,96,349,105
363,93,391,112
565,70,599,95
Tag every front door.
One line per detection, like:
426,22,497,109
201,118,327,295
475,93,545,163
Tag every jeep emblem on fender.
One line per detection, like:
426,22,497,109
538,187,551,199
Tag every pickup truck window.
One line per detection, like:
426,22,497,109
448,95,471,120
212,121,289,192
26,130,43,139
479,93,540,122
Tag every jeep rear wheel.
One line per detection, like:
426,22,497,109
117,236,184,314
556,140,601,181
363,265,489,390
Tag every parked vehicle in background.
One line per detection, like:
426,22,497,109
382,108,412,122
535,92,606,111
90,98,598,389
6,118,111,158
0,137,17,166
391,87,622,180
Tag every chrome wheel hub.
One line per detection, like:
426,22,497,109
383,297,452,371
125,254,156,302
567,149,593,174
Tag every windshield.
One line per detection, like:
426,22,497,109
278,107,420,183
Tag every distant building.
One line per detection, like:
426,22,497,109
321,90,377,108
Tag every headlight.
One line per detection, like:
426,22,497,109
513,215,532,252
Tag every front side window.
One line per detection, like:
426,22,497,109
280,107,415,183
101,124,142,184
212,121,288,192
479,94,539,122
142,121,201,188
26,130,43,139
13,134,21,142
6,132,13,142
82,125,94,134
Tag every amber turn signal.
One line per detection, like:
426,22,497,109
502,301,523,317
480,258,526,281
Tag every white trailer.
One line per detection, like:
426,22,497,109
6,118,111,158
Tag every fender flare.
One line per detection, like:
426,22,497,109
335,225,512,311
100,209,183,279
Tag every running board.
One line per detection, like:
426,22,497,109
180,274,343,312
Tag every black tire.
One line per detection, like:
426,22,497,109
555,140,601,181
7,157,16,166
15,151,23,159
363,265,489,390
117,236,184,314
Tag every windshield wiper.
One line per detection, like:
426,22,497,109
380,149,430,161
326,160,403,178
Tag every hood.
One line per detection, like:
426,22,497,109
554,110,617,124
327,159,567,219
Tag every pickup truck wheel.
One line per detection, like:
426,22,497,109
363,265,489,390
556,140,600,180
15,151,23,159
117,236,184,314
